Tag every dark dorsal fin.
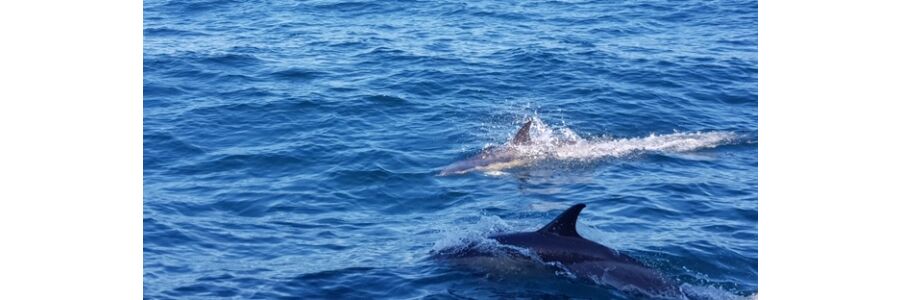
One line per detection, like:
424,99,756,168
512,119,533,145
537,203,586,238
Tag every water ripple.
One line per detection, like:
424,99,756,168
145,0,757,298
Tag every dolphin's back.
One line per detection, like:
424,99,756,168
487,204,683,298
491,231,680,296
492,232,620,263
568,260,681,297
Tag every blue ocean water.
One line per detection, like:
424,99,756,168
144,0,757,299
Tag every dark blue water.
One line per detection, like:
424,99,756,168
144,0,757,299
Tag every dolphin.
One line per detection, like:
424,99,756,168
434,204,686,299
439,119,535,176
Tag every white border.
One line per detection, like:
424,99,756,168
1,0,899,298
0,1,142,299
761,0,900,298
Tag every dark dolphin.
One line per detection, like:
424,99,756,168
438,119,534,176
434,204,686,299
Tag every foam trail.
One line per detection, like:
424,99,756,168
510,116,737,162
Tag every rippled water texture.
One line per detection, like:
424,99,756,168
144,0,757,299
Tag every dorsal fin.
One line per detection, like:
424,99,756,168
537,203,586,238
512,119,533,145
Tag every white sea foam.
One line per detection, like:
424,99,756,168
484,170,509,176
506,116,738,162
430,215,545,262
430,215,511,255
680,284,757,300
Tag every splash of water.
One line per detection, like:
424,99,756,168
507,116,738,162
430,215,511,255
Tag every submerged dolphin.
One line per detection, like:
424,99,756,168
439,119,535,176
435,204,685,298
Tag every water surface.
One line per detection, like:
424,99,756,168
144,0,757,298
